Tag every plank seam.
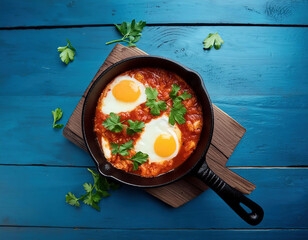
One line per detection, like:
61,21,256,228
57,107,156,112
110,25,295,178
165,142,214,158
0,225,307,230
1,23,308,30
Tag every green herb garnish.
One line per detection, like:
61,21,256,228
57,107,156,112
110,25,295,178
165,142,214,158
65,168,120,211
168,84,192,125
169,101,187,125
127,151,149,170
51,108,64,129
203,32,224,50
57,39,76,64
111,140,134,156
103,112,124,133
127,120,145,135
145,87,167,116
169,84,181,100
106,19,146,47
173,91,192,104
145,87,158,100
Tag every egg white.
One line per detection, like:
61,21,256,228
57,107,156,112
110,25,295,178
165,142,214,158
134,115,181,163
100,75,147,114
101,136,111,159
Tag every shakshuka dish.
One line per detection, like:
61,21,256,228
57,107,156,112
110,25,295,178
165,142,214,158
94,68,203,177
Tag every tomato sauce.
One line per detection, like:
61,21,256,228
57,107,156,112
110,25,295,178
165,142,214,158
94,68,203,177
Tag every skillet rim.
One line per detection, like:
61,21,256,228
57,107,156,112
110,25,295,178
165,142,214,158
82,55,214,188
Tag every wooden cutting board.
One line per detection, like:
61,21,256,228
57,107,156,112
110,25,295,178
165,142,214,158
63,43,256,208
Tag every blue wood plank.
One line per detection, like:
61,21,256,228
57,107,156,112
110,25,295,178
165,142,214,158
0,96,92,166
0,167,307,228
0,26,307,97
1,0,308,27
215,95,308,167
0,228,307,240
1,97,307,167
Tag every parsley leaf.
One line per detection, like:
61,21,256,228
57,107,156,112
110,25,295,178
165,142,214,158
65,192,80,207
169,101,187,125
103,112,124,132
203,32,224,50
57,39,76,64
83,183,92,193
177,91,192,101
173,91,192,105
127,151,149,170
145,87,167,116
168,85,192,125
145,87,158,100
169,84,181,99
127,120,145,135
146,100,167,116
119,140,134,155
65,169,120,211
110,143,120,155
51,108,64,129
111,140,133,156
106,19,146,47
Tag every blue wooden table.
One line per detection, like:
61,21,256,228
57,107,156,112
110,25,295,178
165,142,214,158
1,1,308,239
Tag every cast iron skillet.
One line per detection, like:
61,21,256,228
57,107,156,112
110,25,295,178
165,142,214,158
82,56,264,225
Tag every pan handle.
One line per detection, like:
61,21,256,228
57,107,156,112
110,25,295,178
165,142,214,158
196,163,264,225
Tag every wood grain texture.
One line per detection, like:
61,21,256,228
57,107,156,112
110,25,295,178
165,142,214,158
1,95,307,167
1,0,308,27
0,0,307,237
62,43,253,207
1,228,308,240
0,166,307,229
1,26,307,97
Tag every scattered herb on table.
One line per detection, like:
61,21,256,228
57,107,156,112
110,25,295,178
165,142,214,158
106,19,146,47
203,32,224,50
65,168,120,211
57,39,76,64
51,108,64,129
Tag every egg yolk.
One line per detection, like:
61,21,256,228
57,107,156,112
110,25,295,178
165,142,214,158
154,134,177,158
112,80,141,102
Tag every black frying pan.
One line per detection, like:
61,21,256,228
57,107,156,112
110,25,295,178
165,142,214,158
82,56,264,225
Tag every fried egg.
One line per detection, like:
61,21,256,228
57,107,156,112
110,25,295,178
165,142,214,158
101,75,147,114
134,115,181,163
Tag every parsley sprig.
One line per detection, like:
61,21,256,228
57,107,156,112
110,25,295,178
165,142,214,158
169,84,192,125
126,151,149,171
111,140,134,156
127,120,145,135
144,85,191,125
103,113,145,134
57,39,76,64
103,112,124,133
203,32,224,50
145,87,167,116
106,19,146,47
51,108,64,129
65,168,120,211
110,140,149,170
